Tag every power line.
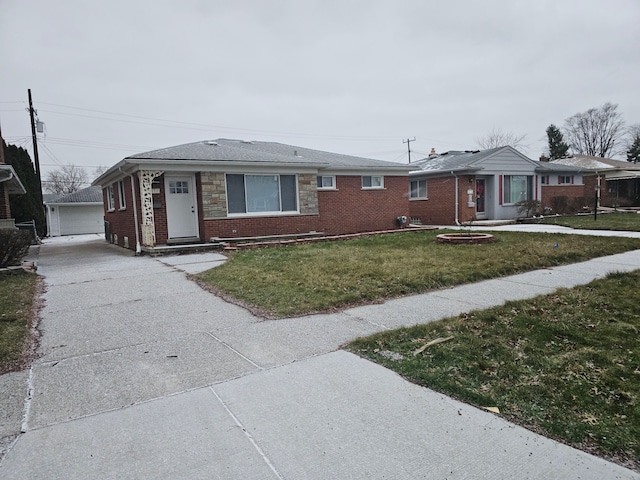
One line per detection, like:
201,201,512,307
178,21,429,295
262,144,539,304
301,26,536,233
36,101,402,142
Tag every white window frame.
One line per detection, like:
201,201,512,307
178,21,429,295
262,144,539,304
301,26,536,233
317,175,336,190
106,185,115,211
225,173,299,216
118,180,126,209
409,179,427,199
362,175,384,189
540,175,549,185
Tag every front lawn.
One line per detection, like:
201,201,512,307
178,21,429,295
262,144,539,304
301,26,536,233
0,272,38,373
537,212,640,231
346,271,640,471
196,230,640,317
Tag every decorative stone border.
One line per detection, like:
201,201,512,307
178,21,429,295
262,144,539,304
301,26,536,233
436,233,495,244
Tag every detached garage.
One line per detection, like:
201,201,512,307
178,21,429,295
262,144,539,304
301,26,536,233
45,186,105,237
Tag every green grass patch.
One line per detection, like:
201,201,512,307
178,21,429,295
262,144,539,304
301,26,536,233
537,212,640,231
346,271,640,470
196,230,640,317
0,273,38,373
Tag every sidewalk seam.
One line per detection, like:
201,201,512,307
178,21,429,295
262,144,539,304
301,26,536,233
207,332,263,370
209,386,284,480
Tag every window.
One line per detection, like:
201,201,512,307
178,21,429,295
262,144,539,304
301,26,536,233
503,175,533,204
409,179,427,199
118,180,126,209
317,175,335,189
558,175,573,184
540,175,549,185
362,175,384,189
169,180,189,194
106,185,115,211
226,174,297,214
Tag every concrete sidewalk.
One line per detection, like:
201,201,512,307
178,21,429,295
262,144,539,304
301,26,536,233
1,232,639,479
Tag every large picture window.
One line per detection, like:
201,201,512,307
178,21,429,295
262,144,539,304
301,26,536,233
226,174,298,214
503,175,533,204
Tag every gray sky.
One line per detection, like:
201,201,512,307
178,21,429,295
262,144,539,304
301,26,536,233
2,0,639,182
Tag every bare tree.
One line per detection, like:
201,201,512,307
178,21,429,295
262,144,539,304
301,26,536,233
562,102,625,158
475,128,528,152
44,164,88,195
93,165,108,179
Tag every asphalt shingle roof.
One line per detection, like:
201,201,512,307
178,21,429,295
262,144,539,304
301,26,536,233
47,186,103,204
127,139,411,171
550,155,639,170
410,147,510,173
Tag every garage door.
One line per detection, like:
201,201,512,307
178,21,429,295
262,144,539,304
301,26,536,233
59,206,105,235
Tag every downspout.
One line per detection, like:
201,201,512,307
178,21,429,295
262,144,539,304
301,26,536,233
118,167,142,255
451,171,460,225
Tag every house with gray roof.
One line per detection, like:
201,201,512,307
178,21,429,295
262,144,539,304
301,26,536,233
44,186,105,237
549,154,640,207
93,139,411,252
408,146,584,224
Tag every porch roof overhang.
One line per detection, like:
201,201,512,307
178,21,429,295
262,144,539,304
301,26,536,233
0,165,27,194
409,166,483,177
603,169,640,181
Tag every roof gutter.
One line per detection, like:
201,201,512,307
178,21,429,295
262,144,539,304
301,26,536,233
0,167,27,194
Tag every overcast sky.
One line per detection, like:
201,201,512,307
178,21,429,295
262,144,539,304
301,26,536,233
2,0,639,182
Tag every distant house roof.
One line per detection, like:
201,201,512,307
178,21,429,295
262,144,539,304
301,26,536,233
549,154,640,171
409,146,584,176
94,139,411,186
45,186,103,205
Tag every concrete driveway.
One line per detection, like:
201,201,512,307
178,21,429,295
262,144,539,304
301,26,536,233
1,233,639,479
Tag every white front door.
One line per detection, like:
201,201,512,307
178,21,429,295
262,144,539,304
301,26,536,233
165,175,199,239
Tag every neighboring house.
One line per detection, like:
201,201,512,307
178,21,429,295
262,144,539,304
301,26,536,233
408,146,584,225
548,155,640,207
0,163,27,229
44,186,105,237
92,139,411,252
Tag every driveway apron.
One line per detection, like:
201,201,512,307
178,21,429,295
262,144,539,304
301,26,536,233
1,233,639,479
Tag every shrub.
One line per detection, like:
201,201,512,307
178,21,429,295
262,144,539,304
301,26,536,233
515,200,542,218
550,196,569,214
0,229,32,268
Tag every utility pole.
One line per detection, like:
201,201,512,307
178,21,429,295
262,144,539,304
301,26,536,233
403,137,416,163
27,88,44,208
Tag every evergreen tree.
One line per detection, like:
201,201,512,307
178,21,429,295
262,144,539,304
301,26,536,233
2,141,46,236
546,124,569,160
628,135,640,164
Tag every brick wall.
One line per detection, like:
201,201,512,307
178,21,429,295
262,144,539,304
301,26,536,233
0,184,10,219
318,175,409,234
541,184,586,208
103,176,144,249
203,214,321,239
409,175,475,225
109,172,410,250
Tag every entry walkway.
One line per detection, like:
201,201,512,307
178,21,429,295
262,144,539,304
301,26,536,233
0,232,639,479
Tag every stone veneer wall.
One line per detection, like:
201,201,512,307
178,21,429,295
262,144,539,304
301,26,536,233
200,172,318,218
201,172,227,218
298,174,318,215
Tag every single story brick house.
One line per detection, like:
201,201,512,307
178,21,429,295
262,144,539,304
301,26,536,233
93,139,412,252
548,154,640,208
408,146,584,225
44,186,105,237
